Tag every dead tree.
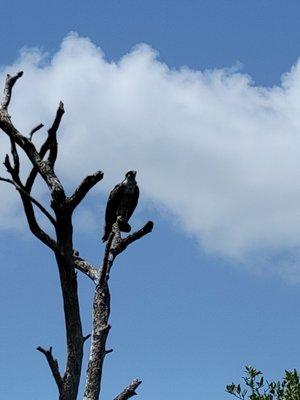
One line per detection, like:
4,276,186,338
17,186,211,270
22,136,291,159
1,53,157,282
0,71,153,400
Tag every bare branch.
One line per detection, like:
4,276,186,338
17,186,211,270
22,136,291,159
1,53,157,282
72,255,99,282
115,221,154,255
0,120,65,200
67,171,104,211
49,101,64,136
25,144,48,192
114,379,142,400
0,176,57,249
0,78,65,201
1,138,57,249
0,176,56,226
3,154,14,176
3,137,20,181
37,346,63,392
1,71,23,110
25,102,63,191
83,334,91,343
9,137,19,174
0,176,12,184
26,125,56,192
24,200,58,249
29,123,44,140
98,220,154,285
48,101,64,167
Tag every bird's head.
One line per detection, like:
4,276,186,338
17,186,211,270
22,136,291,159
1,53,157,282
125,170,137,181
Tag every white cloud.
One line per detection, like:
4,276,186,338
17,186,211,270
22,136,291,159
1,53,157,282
2,33,300,278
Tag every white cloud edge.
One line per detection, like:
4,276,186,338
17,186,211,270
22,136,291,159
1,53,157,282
1,33,300,281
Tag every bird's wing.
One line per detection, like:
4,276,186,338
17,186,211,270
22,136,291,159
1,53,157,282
127,185,140,221
102,183,125,241
104,183,125,225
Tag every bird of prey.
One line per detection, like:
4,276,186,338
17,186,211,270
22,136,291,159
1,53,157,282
102,170,139,242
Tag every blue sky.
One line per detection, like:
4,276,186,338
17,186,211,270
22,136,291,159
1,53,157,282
1,1,300,399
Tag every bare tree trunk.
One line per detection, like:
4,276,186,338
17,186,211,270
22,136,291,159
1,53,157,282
56,255,84,400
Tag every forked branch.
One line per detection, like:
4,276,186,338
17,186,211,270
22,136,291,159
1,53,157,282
37,346,63,392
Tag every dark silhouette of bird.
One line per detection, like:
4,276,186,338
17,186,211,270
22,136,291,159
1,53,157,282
102,170,139,242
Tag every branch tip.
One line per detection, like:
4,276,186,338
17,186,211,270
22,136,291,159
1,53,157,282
59,101,64,112
1,71,24,110
83,334,91,343
114,220,154,255
37,345,62,390
67,170,104,210
29,123,44,140
114,378,142,400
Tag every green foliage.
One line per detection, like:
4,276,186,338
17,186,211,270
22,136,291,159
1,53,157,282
226,366,300,400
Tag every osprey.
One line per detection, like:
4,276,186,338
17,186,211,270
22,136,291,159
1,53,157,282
102,170,139,242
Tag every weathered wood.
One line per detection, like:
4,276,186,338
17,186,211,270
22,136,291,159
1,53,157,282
1,71,23,109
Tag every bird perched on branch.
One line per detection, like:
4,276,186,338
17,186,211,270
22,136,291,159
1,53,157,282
102,170,139,242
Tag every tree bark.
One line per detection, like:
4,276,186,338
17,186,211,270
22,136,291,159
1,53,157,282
83,282,111,400
56,255,84,400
